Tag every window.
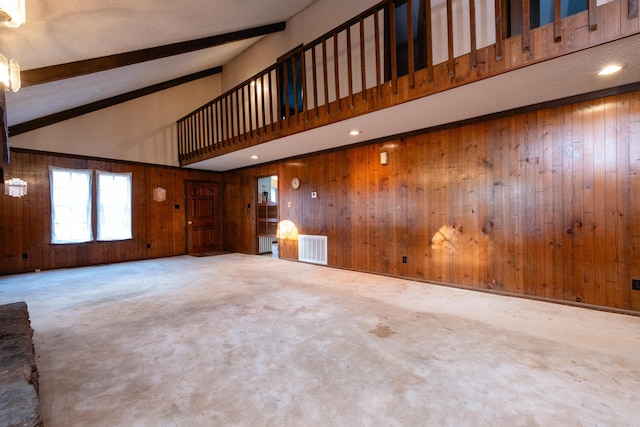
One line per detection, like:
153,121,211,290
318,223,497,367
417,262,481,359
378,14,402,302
50,167,93,244
97,171,132,241
49,167,132,244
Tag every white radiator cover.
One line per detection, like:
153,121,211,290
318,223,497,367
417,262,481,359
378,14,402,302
258,236,274,253
298,235,328,265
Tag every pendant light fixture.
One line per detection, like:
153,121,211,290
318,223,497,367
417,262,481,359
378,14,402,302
0,0,25,28
0,54,20,92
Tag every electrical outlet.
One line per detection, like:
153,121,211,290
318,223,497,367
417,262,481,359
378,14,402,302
402,256,407,264
22,253,28,260
633,279,640,291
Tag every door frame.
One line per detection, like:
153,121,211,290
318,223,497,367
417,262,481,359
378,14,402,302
185,180,223,255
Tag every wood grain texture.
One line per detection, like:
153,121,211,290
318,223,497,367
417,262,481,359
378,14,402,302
0,151,220,275
223,90,640,312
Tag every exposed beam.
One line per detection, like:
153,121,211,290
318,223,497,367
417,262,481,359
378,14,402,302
20,22,286,87
9,67,222,137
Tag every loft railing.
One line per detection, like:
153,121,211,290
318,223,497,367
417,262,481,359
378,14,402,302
177,0,639,165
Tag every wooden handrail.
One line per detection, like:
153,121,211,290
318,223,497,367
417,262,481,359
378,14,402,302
176,0,634,165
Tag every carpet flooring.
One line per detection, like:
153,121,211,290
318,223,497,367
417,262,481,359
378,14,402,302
1,253,639,426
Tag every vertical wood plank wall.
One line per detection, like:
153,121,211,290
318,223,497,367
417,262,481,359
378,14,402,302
223,90,640,312
0,151,221,275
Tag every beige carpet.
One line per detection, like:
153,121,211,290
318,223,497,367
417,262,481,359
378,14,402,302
1,253,639,426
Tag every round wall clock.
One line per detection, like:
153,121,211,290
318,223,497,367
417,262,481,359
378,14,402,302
291,177,301,189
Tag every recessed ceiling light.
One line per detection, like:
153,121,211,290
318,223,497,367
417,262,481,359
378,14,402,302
250,155,259,159
599,64,623,76
349,129,361,136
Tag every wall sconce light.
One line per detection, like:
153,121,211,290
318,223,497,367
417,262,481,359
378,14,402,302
0,54,20,92
0,0,26,28
5,177,27,197
380,152,389,165
153,187,166,202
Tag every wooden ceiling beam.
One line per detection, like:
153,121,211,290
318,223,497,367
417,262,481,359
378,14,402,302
20,22,286,87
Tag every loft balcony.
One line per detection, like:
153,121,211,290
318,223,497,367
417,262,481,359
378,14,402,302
177,0,640,169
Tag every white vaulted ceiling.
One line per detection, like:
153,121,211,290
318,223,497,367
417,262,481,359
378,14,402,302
1,0,316,126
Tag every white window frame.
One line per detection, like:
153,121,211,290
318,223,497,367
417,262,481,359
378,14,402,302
49,166,93,244
96,171,132,241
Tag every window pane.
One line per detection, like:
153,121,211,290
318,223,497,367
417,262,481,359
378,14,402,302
97,171,132,241
50,166,93,244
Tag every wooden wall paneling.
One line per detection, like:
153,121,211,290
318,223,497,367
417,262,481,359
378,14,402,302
629,99,640,310
490,118,509,291
531,110,548,298
350,147,367,271
405,137,420,279
550,107,566,301
0,151,220,275
590,98,608,306
580,101,596,305
603,96,620,306
616,94,632,309
366,145,381,272
540,109,554,298
390,140,409,277
520,112,538,296
570,103,586,303
509,115,525,295
560,104,577,303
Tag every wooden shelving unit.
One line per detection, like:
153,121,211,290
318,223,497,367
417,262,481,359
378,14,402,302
257,202,278,236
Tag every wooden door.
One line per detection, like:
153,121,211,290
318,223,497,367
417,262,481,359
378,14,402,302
186,181,221,254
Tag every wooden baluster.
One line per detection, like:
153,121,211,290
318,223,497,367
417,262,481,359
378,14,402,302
374,9,382,99
425,0,434,81
407,0,416,88
214,100,220,148
553,0,561,41
301,50,309,123
252,77,262,138
360,18,367,103
347,26,354,108
494,0,503,61
390,0,398,93
334,34,341,111
469,0,477,68
198,109,203,152
225,95,231,147
239,86,246,141
235,90,241,143
186,116,192,157
522,0,531,53
261,74,267,135
283,59,291,125
268,71,276,132
186,118,191,159
446,0,455,77
322,40,330,115
588,0,598,31
312,46,319,118
205,105,211,152
176,120,182,161
291,54,300,125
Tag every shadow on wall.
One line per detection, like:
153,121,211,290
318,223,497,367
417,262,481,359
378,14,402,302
116,123,178,166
